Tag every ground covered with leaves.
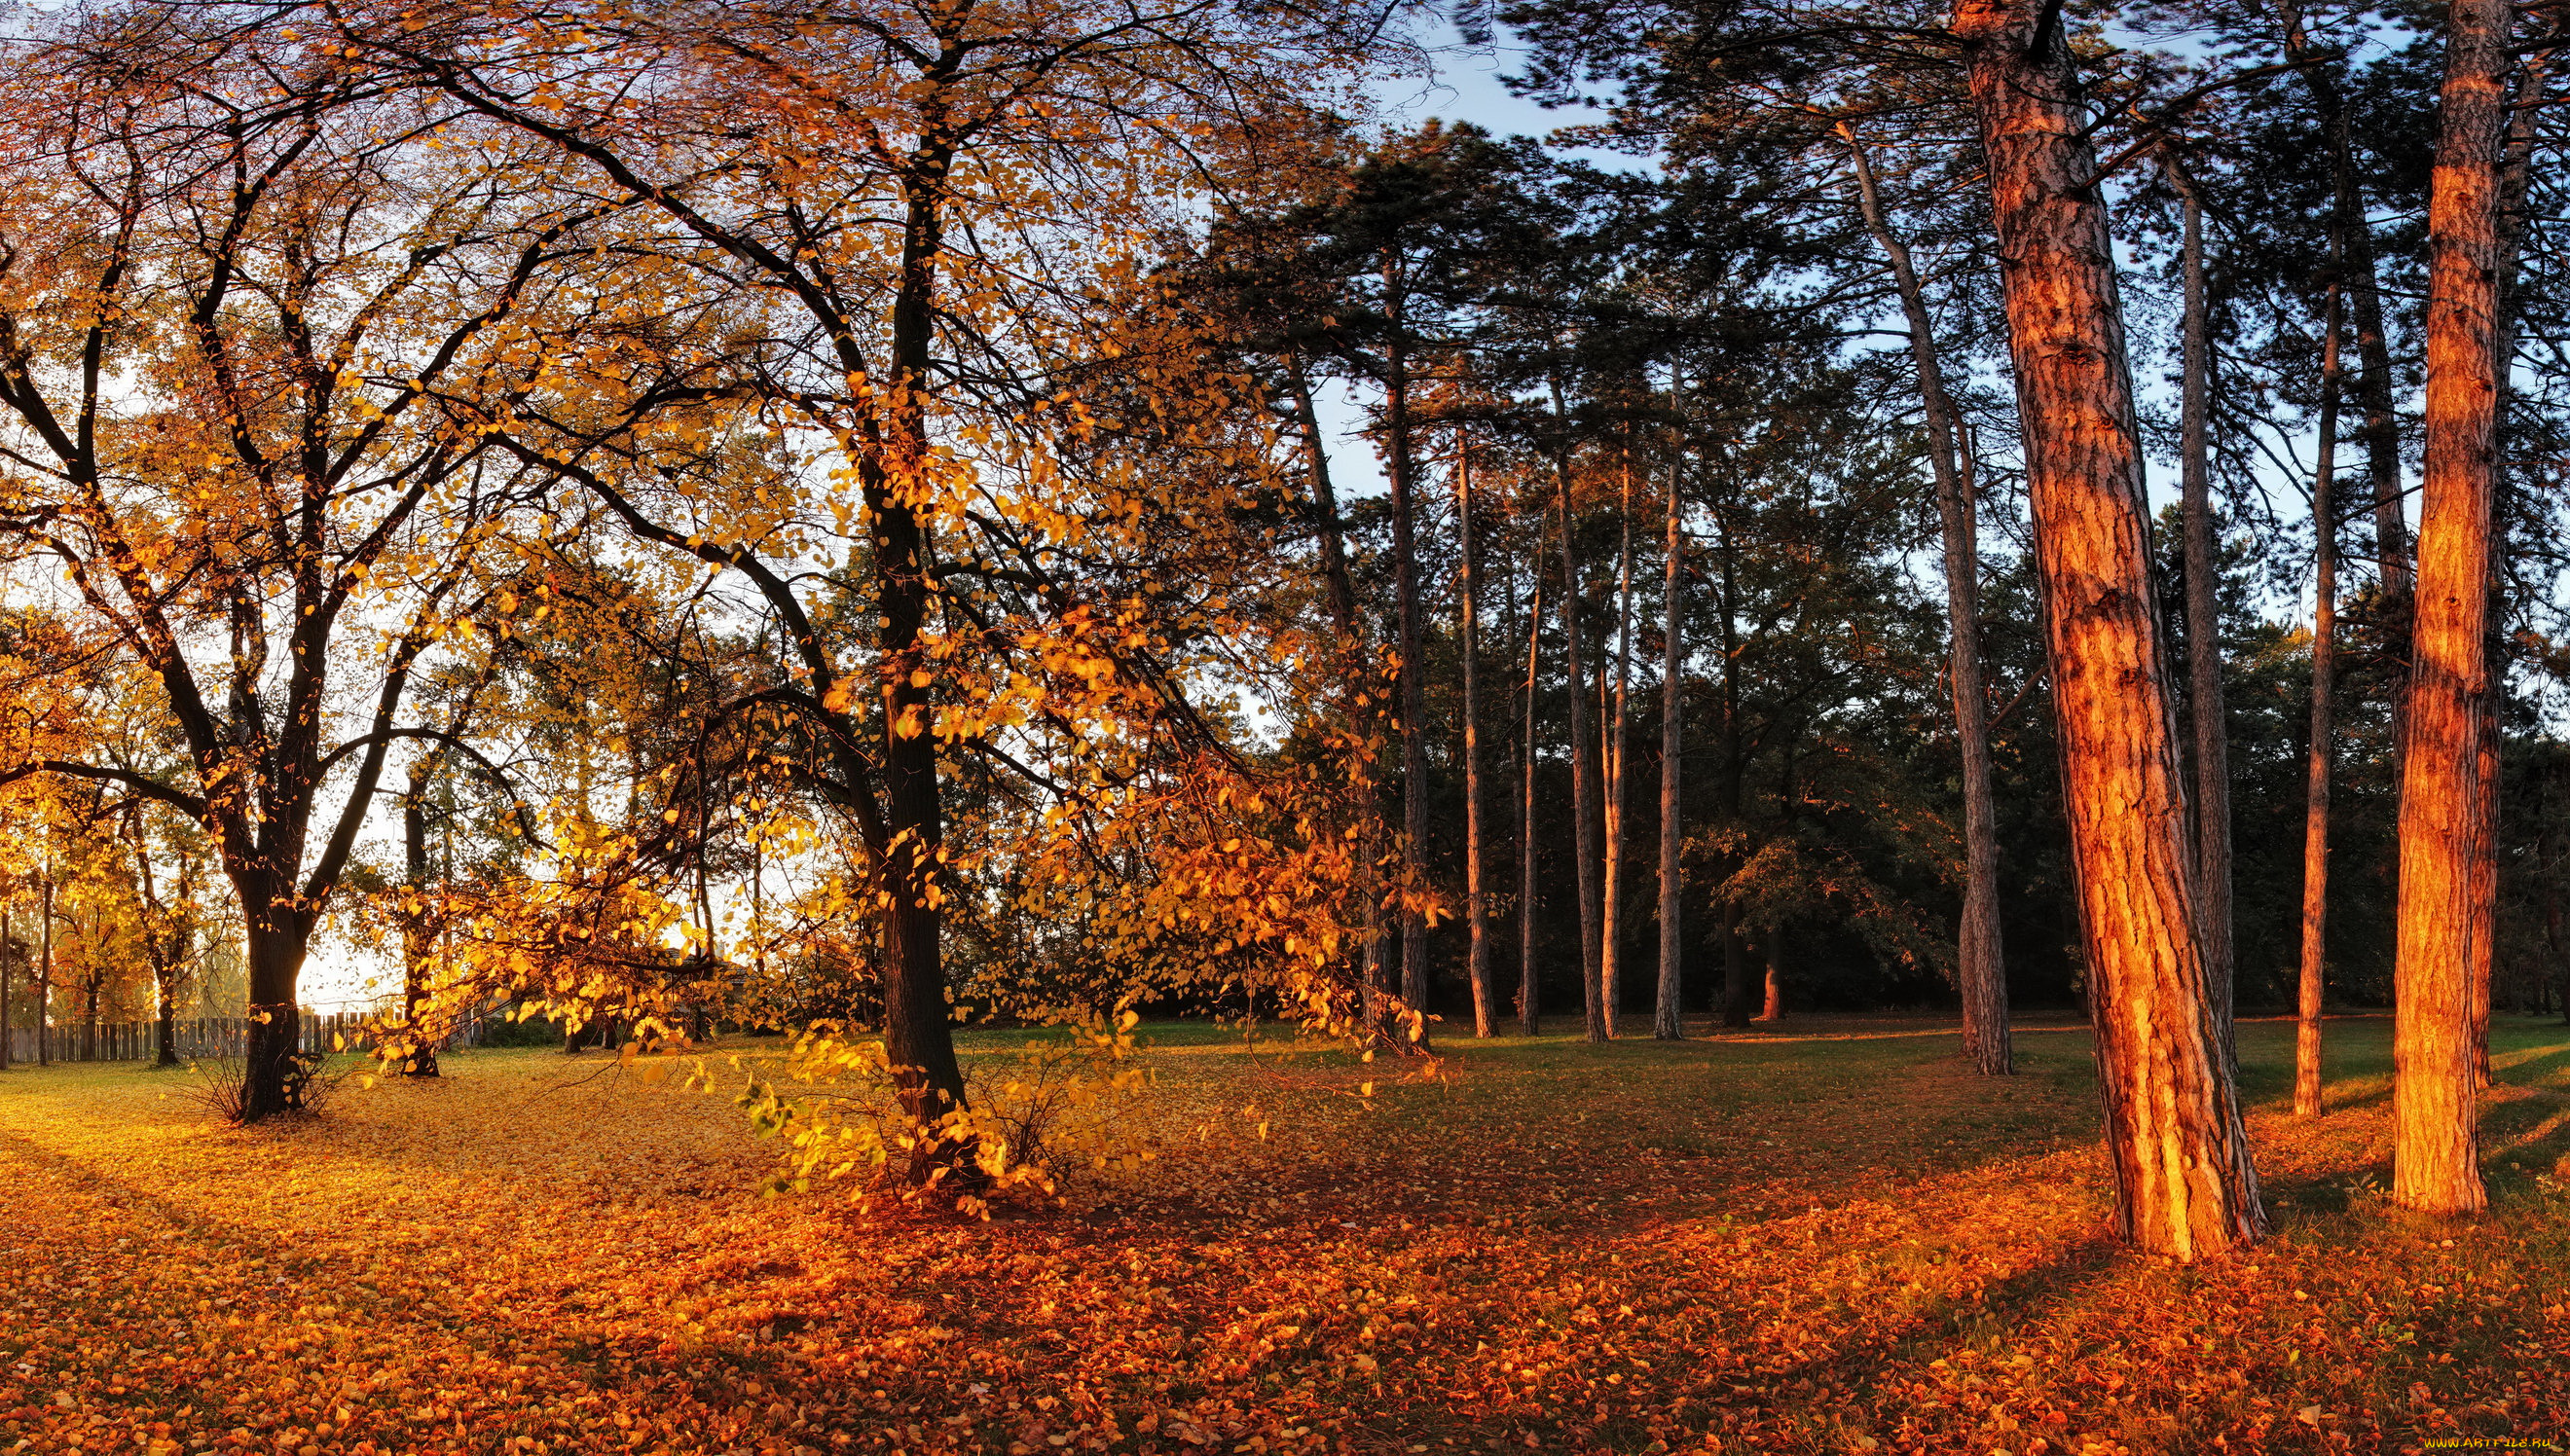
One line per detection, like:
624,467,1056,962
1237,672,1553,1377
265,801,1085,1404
1,1014,2566,1456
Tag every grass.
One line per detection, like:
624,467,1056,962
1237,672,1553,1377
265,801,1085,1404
0,1011,2565,1455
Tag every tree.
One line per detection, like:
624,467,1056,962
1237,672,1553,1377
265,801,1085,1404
1955,0,2265,1256
1456,437,1495,1036
2391,0,2515,1219
1840,126,2010,1074
1653,417,1686,1040
0,29,589,1115
2164,154,2235,1058
2296,273,2346,1118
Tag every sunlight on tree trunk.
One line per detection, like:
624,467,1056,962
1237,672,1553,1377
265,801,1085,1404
1555,428,1606,1043
2296,281,2343,1120
2390,0,2512,1219
1599,458,1636,1039
1521,544,1547,1038
1458,440,1494,1037
1957,0,2265,1256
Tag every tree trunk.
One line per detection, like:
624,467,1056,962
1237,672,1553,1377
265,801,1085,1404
2469,693,2498,1087
1554,415,1605,1042
2389,0,2511,1219
2470,55,2549,1091
1654,436,1687,1040
1842,127,2009,1074
2167,156,2235,1060
1598,459,1635,1040
2277,0,2409,599
1458,439,1493,1038
2296,280,2344,1119
1290,353,1384,1036
241,887,310,1119
1757,926,1785,1023
36,874,51,1068
1520,536,1546,1037
400,780,441,1077
1715,517,1754,1030
1383,264,1433,1045
1,904,11,1073
1291,356,1361,638
878,156,971,1178
1957,0,2266,1257
2549,813,2569,1025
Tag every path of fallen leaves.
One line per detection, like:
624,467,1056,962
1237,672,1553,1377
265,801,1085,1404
1,1014,2566,1456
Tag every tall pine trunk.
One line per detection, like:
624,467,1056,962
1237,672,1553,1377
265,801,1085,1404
2469,682,2498,1088
1291,357,1361,637
1843,127,2010,1073
1383,265,1433,1044
2468,56,2549,1090
1552,392,1605,1042
1957,0,2265,1257
1654,440,1687,1040
2390,0,2512,1219
2297,281,2344,1118
1291,354,1384,1034
1520,538,1546,1037
1715,517,1753,1029
1598,461,1635,1039
1458,440,1493,1037
2168,157,2234,1058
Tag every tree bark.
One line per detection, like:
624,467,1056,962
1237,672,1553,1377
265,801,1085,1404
2469,679,2498,1088
1598,458,1635,1039
1714,512,1753,1030
1383,263,1433,1043
2549,796,2569,1025
2389,0,2511,1219
1654,435,1687,1040
400,775,440,1077
2297,280,2344,1119
1,904,11,1073
1291,357,1361,638
1457,438,1493,1037
1842,126,2009,1074
1757,926,1785,1023
1957,0,2266,1257
2166,156,2234,1060
1552,389,1606,1042
36,872,51,1068
879,140,972,1175
2470,55,2548,1091
1520,537,1546,1037
1290,354,1389,1037
241,877,310,1117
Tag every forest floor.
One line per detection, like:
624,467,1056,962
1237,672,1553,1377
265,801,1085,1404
0,1013,2566,1456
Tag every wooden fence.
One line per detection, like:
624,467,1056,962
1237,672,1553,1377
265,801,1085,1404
3,1009,487,1067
